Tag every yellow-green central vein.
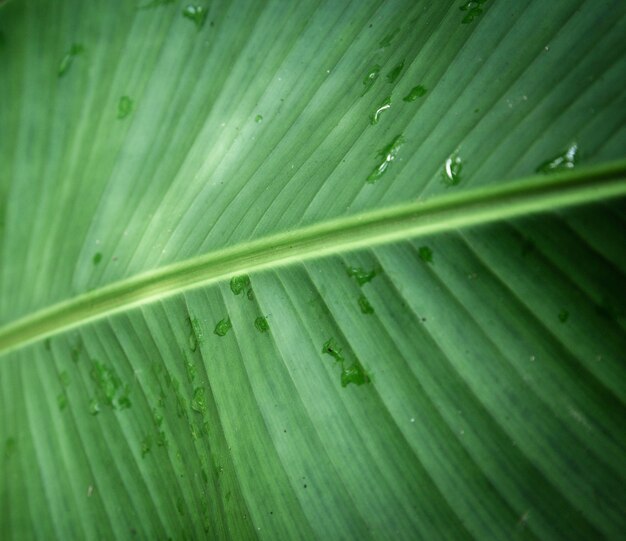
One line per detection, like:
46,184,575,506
1,159,625,357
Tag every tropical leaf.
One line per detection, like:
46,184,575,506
1,0,625,539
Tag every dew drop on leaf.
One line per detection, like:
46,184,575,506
378,28,399,48
214,317,232,336
255,114,263,123
141,435,152,458
230,274,251,295
361,64,381,96
340,361,371,387
346,265,380,286
403,85,427,102
57,392,68,411
254,316,269,333
459,0,489,24
370,95,391,125
184,357,197,382
322,337,344,363
442,153,463,186
117,96,133,119
57,43,84,78
536,143,578,174
386,60,404,84
358,295,374,314
59,371,70,387
89,398,100,416
182,5,208,30
366,134,404,183
186,316,202,352
155,430,168,448
191,386,206,414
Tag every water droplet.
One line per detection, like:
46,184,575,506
370,95,391,125
558,309,569,323
366,134,404,183
254,114,263,123
190,422,201,440
254,316,270,333
322,339,371,387
117,392,132,410
70,341,82,363
182,5,208,30
185,357,197,382
57,392,68,411
322,338,344,363
186,316,203,352
536,143,578,174
346,265,380,286
191,386,207,414
57,43,84,77
214,317,232,336
418,246,433,263
340,361,371,387
442,153,463,186
230,274,251,295
358,295,374,314
141,435,152,458
378,28,399,49
92,252,102,265
361,64,381,96
59,371,70,388
403,85,427,102
117,96,133,119
155,430,168,448
459,0,488,24
89,398,100,416
90,360,130,411
386,60,404,84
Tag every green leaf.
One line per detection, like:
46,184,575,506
1,1,625,539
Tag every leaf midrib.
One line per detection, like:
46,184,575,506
1,159,625,357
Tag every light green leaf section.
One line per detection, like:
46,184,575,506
1,0,625,539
